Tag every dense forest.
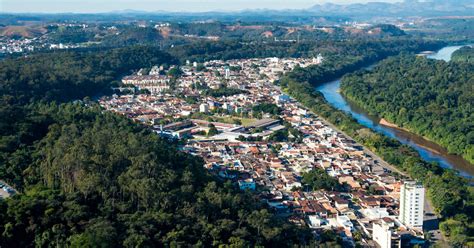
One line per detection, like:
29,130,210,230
281,40,444,86
0,37,469,246
101,27,164,47
341,55,474,164
0,103,314,247
43,21,409,48
410,18,474,42
0,47,323,247
47,25,96,44
452,46,474,63
0,46,176,104
168,38,444,64
279,53,474,246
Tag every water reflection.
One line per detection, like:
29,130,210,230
316,46,474,179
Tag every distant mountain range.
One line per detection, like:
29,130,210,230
105,1,474,18
308,0,474,17
1,0,473,24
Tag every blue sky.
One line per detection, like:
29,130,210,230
1,0,401,13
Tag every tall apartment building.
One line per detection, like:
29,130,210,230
399,181,425,230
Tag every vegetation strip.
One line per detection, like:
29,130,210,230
279,51,473,246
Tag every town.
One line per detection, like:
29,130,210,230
99,56,428,247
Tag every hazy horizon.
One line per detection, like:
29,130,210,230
1,0,402,14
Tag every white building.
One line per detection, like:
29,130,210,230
308,215,328,229
149,65,161,75
222,103,232,112
285,181,302,191
122,75,169,85
313,54,324,64
373,218,394,248
199,103,209,113
336,215,354,232
361,208,389,220
399,181,424,230
224,67,230,79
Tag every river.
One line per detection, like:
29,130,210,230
316,45,474,180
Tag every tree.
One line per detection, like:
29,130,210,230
69,219,118,248
268,129,289,142
302,168,342,191
167,67,183,78
340,55,474,164
252,103,281,116
233,119,242,125
208,124,219,136
281,48,473,245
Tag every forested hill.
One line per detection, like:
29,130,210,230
0,103,313,247
0,46,176,104
0,39,452,246
0,47,317,247
283,39,444,87
452,46,474,63
280,53,473,247
341,55,474,164
169,38,444,64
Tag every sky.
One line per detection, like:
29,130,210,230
1,0,401,13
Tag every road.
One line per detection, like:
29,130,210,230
277,84,407,176
316,110,445,242
320,115,406,176
423,197,444,243
292,99,406,176
290,97,444,242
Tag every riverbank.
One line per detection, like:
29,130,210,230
289,87,447,242
378,119,459,158
315,109,407,177
280,56,473,245
339,53,474,169
379,118,402,129
320,78,474,179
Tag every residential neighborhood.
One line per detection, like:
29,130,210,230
1,2,472,246
99,56,427,247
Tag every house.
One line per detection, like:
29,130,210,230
336,215,354,232
274,94,290,104
285,180,302,191
122,75,170,94
373,217,400,248
308,215,329,229
238,179,256,191
333,196,350,210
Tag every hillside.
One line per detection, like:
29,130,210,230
0,47,315,247
280,52,473,247
341,55,474,164
0,25,46,38
452,46,474,63
308,1,474,17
